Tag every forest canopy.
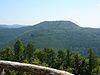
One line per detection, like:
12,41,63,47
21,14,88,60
0,40,100,75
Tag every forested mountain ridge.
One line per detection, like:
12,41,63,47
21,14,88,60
0,24,25,29
0,21,100,55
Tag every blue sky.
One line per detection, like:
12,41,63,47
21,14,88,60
0,0,100,28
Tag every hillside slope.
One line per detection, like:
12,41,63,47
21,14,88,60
0,21,100,55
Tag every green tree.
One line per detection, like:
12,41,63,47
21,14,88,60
34,49,45,64
34,48,56,68
88,49,97,75
73,53,81,75
25,42,34,63
79,59,89,75
14,40,25,62
43,48,56,67
64,50,72,69
54,50,65,69
0,47,14,60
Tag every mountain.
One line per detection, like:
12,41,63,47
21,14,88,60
0,21,100,55
0,24,25,29
33,21,80,29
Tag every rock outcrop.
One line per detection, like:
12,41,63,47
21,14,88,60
0,60,74,75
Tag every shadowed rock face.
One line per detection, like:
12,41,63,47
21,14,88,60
0,61,73,75
0,66,5,75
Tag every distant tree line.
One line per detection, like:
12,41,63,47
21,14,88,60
0,40,100,75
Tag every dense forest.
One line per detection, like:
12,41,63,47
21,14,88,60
0,40,100,75
0,21,100,56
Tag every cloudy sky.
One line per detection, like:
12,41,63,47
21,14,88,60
0,0,100,28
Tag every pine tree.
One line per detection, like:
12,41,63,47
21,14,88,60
88,49,97,75
73,53,81,75
34,49,45,64
14,40,25,62
79,59,89,75
26,42,34,63
0,47,14,61
55,50,65,69
43,48,56,67
64,50,72,68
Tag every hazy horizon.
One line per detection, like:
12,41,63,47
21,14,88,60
0,0,100,28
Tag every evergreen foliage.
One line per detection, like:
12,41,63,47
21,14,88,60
14,40,25,62
0,40,99,75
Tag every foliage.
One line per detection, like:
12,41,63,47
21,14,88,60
14,40,25,62
0,21,100,56
88,49,97,75
24,42,34,63
0,40,100,75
